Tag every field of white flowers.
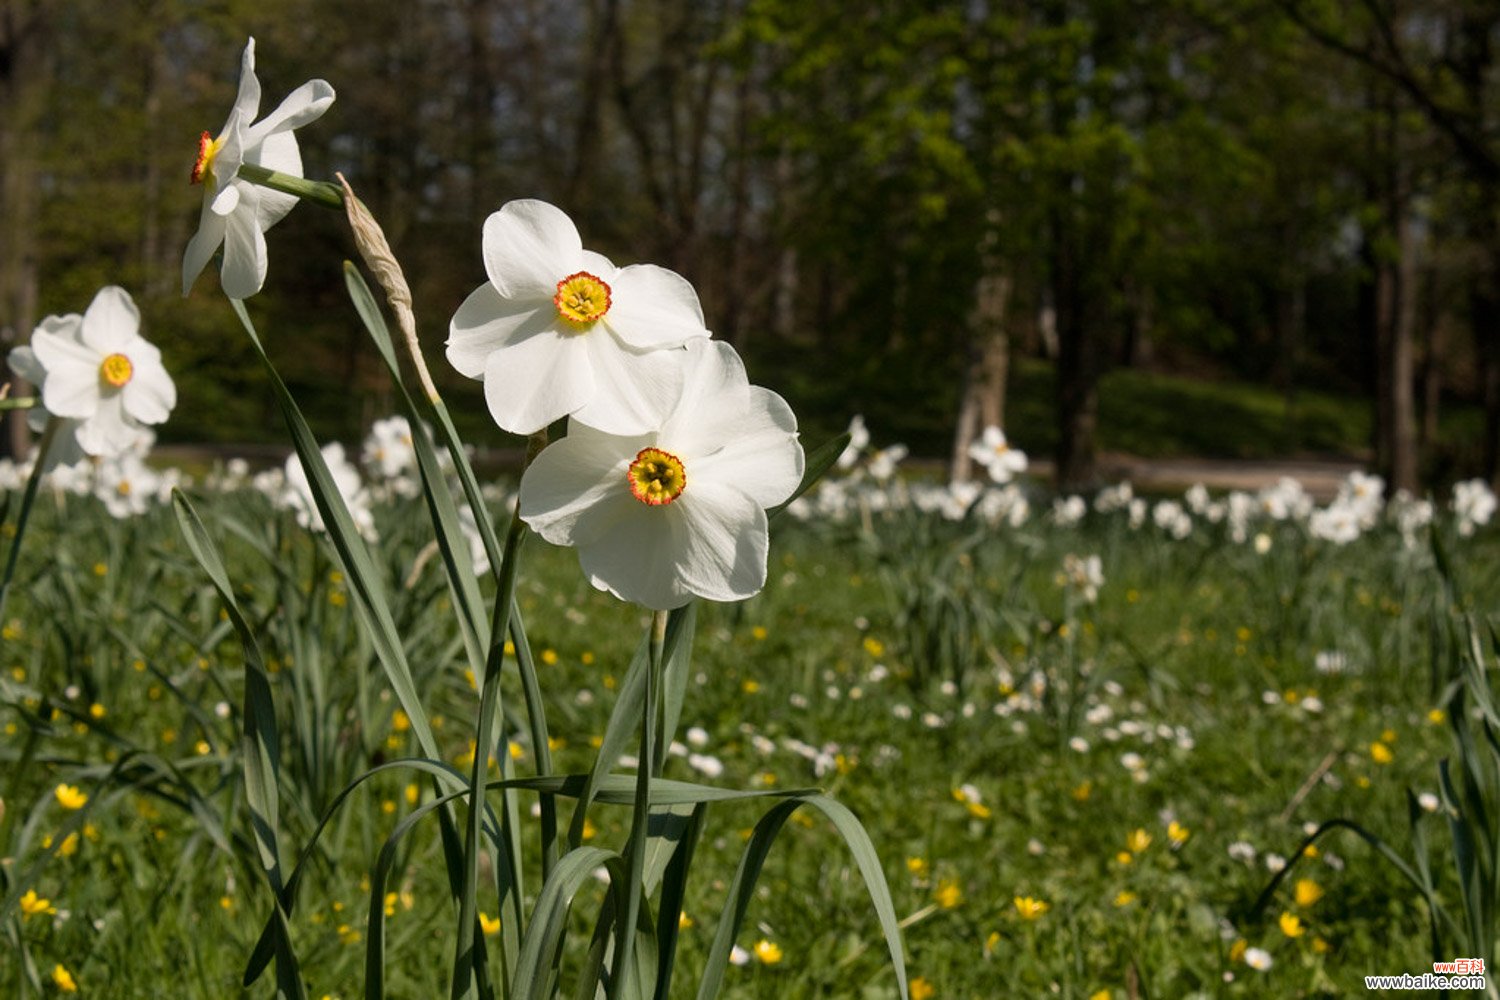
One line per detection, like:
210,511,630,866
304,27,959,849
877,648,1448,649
4,33,1500,1000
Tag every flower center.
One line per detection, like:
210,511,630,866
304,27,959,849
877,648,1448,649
627,447,686,506
554,272,611,327
191,130,226,185
99,353,134,388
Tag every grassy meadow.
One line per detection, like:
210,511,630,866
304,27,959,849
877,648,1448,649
2,458,1495,999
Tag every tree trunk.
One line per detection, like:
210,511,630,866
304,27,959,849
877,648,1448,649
0,2,50,460
951,273,1011,483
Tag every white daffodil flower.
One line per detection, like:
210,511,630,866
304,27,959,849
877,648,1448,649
280,442,377,541
26,286,175,458
967,425,1028,484
518,340,802,610
447,199,711,436
183,37,335,300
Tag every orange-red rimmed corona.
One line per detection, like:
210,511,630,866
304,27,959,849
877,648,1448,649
553,271,611,327
627,447,686,506
191,131,224,185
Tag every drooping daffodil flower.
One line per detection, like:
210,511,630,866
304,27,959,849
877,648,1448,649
183,37,335,300
518,339,803,611
447,199,712,436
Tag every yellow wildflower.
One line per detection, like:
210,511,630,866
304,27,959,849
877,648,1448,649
1125,828,1151,853
934,878,963,909
1370,742,1393,764
906,856,930,878
1279,911,1306,938
753,939,783,964
1013,896,1049,920
910,977,936,1000
480,912,501,935
1167,821,1190,846
54,784,87,810
1228,938,1247,963
1113,890,1137,908
52,964,78,993
1294,878,1324,908
20,889,56,917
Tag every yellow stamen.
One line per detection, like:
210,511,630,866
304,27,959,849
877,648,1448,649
191,130,226,185
627,447,686,506
100,353,133,387
553,271,611,326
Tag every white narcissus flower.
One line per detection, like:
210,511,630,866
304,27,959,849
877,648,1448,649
280,442,377,541
518,340,803,611
447,199,711,436
95,452,163,519
967,425,1028,484
25,287,175,458
182,37,335,300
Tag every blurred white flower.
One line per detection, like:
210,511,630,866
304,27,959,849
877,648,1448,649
1453,478,1497,537
23,287,175,458
967,426,1028,484
183,38,335,299
280,442,377,541
836,414,869,469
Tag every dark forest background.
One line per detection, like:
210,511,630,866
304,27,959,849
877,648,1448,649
5,0,1500,490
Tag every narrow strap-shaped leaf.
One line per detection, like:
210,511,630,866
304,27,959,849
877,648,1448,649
227,298,441,762
569,606,693,847
652,803,707,1000
767,431,850,521
172,491,304,1000
654,604,697,773
511,846,619,1000
694,794,908,1000
243,757,495,987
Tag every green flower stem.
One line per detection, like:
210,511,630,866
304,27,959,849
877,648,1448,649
0,416,58,625
451,497,528,1000
236,162,344,211
611,609,669,992
0,397,38,411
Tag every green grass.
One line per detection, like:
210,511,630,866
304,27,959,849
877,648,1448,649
0,486,1494,998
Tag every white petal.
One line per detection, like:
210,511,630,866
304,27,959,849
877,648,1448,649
580,250,619,280
569,333,687,436
247,79,335,140
210,182,242,216
518,428,645,544
220,201,269,299
674,483,770,602
7,345,44,384
603,265,711,349
573,502,694,610
74,394,141,457
481,200,583,301
121,347,177,425
182,202,228,295
80,286,140,354
248,131,301,230
482,328,595,435
688,386,802,509
446,283,553,378
32,330,100,419
233,38,262,124
658,341,752,450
